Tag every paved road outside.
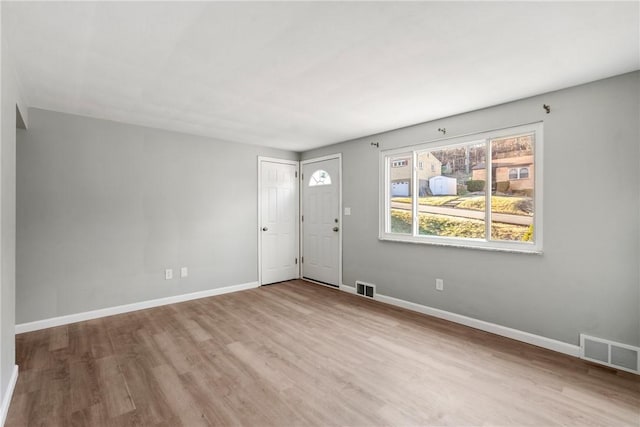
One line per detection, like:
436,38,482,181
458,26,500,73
390,202,533,226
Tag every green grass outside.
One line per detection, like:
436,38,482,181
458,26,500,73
390,209,529,241
392,196,458,206
392,195,532,216
456,196,532,216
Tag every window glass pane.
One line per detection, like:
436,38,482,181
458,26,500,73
380,124,541,252
417,142,486,238
388,154,413,234
490,134,535,242
309,169,331,186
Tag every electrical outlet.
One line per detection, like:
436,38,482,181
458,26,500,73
180,267,188,278
165,269,173,280
436,278,444,291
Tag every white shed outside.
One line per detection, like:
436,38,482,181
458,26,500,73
429,176,457,195
391,181,410,197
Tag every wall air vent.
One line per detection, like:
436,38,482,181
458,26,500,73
580,334,639,375
355,281,375,298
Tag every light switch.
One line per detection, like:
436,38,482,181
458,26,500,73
344,207,351,216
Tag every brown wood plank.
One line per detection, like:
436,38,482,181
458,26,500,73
7,279,639,426
48,326,69,352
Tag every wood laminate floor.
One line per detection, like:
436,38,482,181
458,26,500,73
7,280,640,426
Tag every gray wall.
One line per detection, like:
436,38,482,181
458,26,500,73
1,4,28,403
302,72,640,347
16,109,296,324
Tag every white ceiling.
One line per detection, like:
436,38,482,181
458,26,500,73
4,1,639,151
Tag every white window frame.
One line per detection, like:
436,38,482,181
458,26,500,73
379,122,543,254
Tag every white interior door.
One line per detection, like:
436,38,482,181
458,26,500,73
302,156,341,286
259,159,299,285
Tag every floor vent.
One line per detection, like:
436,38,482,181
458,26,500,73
355,281,375,298
580,334,639,375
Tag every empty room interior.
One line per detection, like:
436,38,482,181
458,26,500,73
0,1,639,426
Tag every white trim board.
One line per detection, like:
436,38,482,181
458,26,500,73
300,153,343,165
0,365,18,427
340,285,580,358
339,283,357,294
15,282,259,334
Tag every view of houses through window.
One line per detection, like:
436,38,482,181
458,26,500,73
383,125,539,250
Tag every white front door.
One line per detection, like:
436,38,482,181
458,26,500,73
302,156,341,286
259,159,299,285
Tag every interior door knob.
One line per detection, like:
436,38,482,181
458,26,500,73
262,227,268,231
333,226,339,232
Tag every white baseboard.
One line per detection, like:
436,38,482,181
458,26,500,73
0,365,18,426
339,283,357,294
340,285,580,358
15,281,260,334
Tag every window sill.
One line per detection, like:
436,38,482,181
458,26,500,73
378,234,543,255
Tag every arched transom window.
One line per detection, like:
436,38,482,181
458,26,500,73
309,170,332,186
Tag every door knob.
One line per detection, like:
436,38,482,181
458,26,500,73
333,226,339,232
262,227,268,231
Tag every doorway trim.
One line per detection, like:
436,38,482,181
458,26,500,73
257,156,300,286
300,153,343,288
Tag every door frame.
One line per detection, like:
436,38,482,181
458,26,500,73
300,153,343,288
257,156,300,286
